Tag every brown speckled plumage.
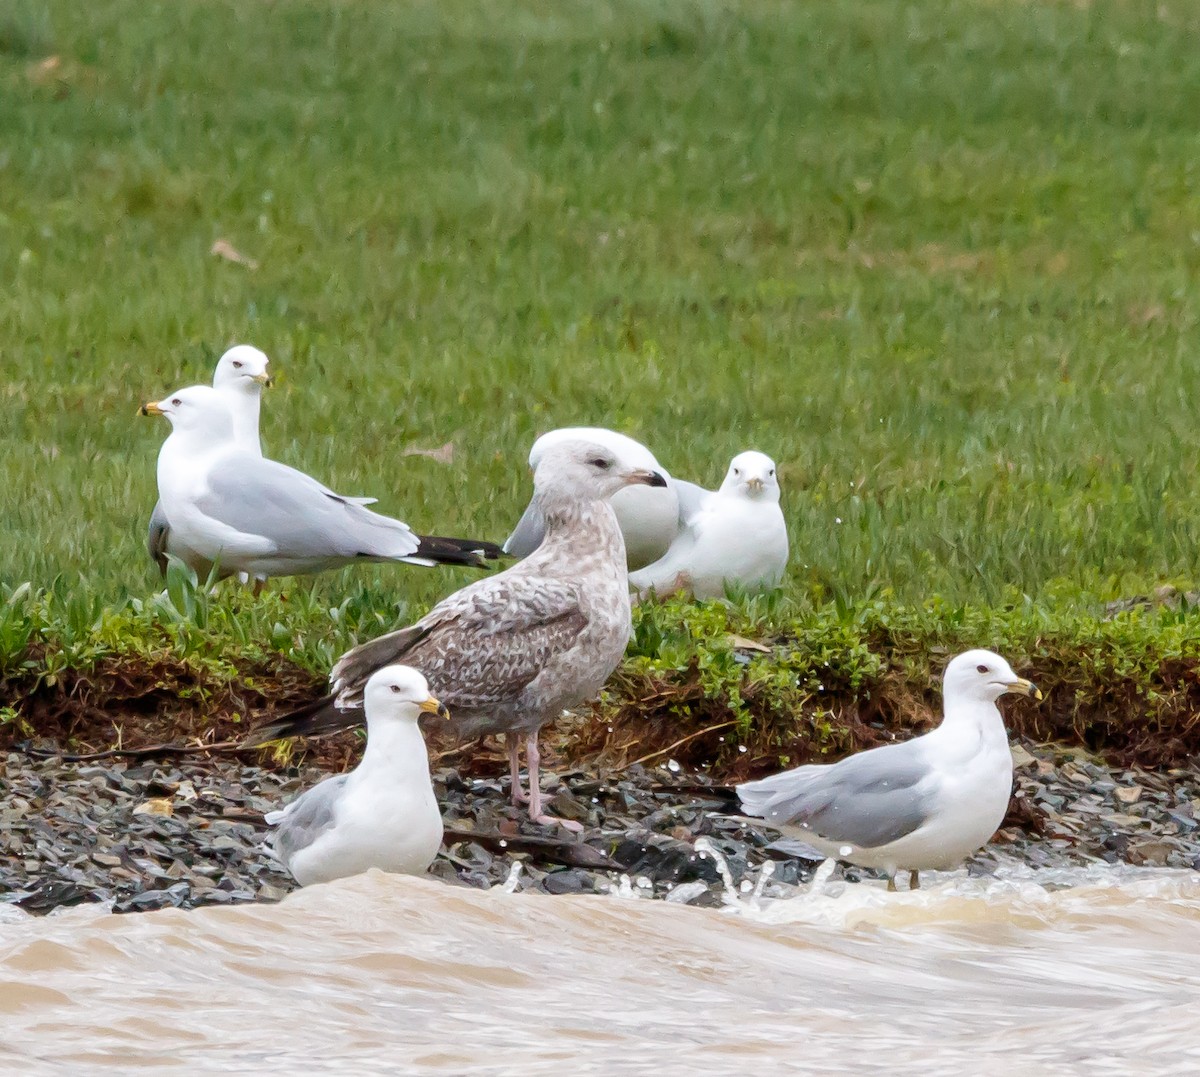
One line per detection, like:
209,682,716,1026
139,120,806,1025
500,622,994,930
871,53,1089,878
251,442,664,827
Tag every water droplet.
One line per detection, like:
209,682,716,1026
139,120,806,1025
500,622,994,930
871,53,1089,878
839,845,853,856
739,879,752,892
666,758,681,773
835,517,843,524
591,797,599,804
499,839,508,848
738,745,747,754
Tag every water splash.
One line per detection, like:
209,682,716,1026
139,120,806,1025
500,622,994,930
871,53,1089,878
500,862,522,893
749,859,776,910
694,837,740,906
664,881,709,905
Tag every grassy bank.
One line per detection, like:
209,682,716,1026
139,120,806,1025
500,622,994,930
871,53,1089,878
4,578,1199,772
3,1,1200,766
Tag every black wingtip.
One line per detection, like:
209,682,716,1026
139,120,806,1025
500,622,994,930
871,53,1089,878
415,535,508,568
243,692,349,746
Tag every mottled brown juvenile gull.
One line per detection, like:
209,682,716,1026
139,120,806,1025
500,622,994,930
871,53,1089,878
140,385,502,583
266,665,448,887
251,439,667,829
504,427,709,570
735,650,1041,890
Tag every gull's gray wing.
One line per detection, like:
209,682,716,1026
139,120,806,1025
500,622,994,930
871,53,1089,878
331,573,589,713
194,453,421,562
737,742,933,849
268,773,349,863
147,500,170,576
502,498,545,558
671,478,713,526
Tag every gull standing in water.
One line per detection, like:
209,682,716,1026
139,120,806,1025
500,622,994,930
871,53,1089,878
251,439,667,830
266,665,448,886
141,385,501,581
735,649,1041,890
629,451,789,600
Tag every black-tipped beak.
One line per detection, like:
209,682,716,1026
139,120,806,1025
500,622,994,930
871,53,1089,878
139,401,164,417
1002,678,1042,701
419,697,451,720
629,469,668,489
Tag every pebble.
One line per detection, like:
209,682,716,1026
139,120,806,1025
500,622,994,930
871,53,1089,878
3,739,1200,915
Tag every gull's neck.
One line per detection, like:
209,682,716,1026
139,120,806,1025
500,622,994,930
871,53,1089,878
932,695,1009,752
159,424,230,465
214,382,263,455
156,422,237,499
358,718,433,785
532,490,626,562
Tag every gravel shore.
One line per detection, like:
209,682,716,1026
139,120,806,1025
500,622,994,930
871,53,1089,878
3,741,1198,915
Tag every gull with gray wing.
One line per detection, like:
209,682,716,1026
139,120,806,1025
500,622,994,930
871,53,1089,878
735,649,1041,889
266,664,447,886
141,385,502,582
147,345,274,578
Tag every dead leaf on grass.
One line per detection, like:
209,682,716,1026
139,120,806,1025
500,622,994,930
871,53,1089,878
210,239,259,270
402,442,455,464
728,634,772,653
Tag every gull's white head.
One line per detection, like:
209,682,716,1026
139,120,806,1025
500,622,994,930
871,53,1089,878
943,649,1041,706
363,665,449,725
533,439,668,504
528,427,664,475
720,451,780,502
140,384,235,439
213,345,272,393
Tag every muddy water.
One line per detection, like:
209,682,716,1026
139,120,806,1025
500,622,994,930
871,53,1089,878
2,865,1198,1075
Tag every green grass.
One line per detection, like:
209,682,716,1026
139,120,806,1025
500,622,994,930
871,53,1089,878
4,0,1200,721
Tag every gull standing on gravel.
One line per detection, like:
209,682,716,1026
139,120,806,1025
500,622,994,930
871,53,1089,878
628,451,788,600
140,385,501,582
504,427,708,570
251,439,667,830
735,649,1041,890
266,665,448,886
147,345,274,577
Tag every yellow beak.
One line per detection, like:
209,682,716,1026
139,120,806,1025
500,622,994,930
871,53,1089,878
418,696,451,720
746,477,765,493
253,372,273,386
139,401,165,416
1003,678,1042,701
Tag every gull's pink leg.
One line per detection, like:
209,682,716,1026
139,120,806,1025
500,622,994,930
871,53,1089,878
508,733,529,806
525,733,583,833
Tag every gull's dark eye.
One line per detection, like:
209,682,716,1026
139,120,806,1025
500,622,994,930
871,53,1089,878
733,468,741,476
976,664,989,674
589,457,611,470
769,469,775,476
232,360,243,369
389,684,402,694
171,398,182,406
